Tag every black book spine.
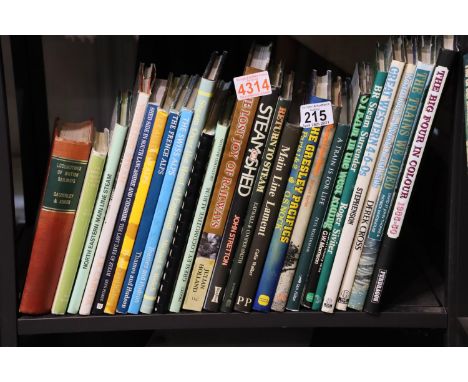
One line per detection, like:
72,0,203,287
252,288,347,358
155,132,215,313
203,89,280,311
220,98,291,312
364,49,457,314
234,122,303,312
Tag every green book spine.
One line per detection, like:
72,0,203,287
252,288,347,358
286,123,351,311
169,122,229,313
52,131,109,314
68,124,127,314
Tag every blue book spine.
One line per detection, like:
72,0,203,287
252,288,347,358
139,108,194,314
91,104,156,314
252,125,321,312
116,110,176,313
127,111,180,314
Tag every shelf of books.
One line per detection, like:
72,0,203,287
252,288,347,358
1,35,467,346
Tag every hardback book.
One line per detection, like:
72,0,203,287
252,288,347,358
321,58,391,313
136,76,201,314
348,51,434,312
69,93,130,315
182,43,272,312
52,130,109,314
221,72,294,313
105,78,195,314
253,122,321,312
167,91,234,313
233,82,305,313
336,56,406,311
271,72,340,312
287,121,351,311
116,75,184,315
19,119,94,314
203,62,283,312
79,64,155,315
364,50,455,314
129,53,227,314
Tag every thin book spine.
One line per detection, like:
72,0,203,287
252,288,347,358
183,73,261,312
253,125,322,312
104,104,165,314
365,63,451,314
69,123,127,314
221,97,291,312
155,130,218,313
336,61,405,311
91,104,158,314
320,71,387,313
125,111,179,314
347,64,432,311
168,126,227,313
203,88,280,312
52,131,109,314
234,122,303,313
286,123,350,311
139,108,194,313
80,92,149,315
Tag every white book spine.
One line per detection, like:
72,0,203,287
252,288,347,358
387,66,448,239
333,61,405,312
79,92,150,315
323,63,415,313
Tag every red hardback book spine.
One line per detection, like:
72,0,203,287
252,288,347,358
19,120,93,314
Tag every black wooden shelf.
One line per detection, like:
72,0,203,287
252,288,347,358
18,307,447,335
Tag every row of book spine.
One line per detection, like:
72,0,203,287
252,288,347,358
19,39,457,317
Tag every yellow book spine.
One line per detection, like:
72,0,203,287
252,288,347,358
104,108,168,314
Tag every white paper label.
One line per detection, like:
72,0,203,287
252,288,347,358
233,71,272,101
300,101,334,128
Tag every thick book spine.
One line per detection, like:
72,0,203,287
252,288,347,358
183,83,260,312
125,111,179,314
116,109,176,313
91,107,160,314
311,97,370,311
139,108,194,313
272,121,335,312
204,89,280,312
253,126,321,312
348,64,431,311
52,133,108,314
19,123,93,314
234,122,303,313
168,127,226,313
286,124,350,311
69,123,128,314
221,98,290,312
80,92,149,315
336,62,405,311
364,64,450,314
302,105,363,308
156,131,217,313
104,104,164,314
320,72,386,313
